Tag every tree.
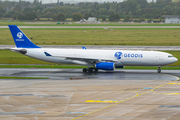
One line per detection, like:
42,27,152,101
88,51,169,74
163,5,174,15
136,0,148,9
102,17,106,21
24,13,37,20
60,2,64,6
13,15,17,20
18,14,24,21
45,11,53,18
157,0,172,4
98,8,107,15
72,13,83,21
109,14,120,21
33,0,40,5
53,13,65,21
107,9,114,15
0,5,5,17
34,5,43,11
125,0,139,14
124,15,130,21
17,12,37,21
84,13,92,20
13,4,22,11
0,0,180,21
3,11,16,18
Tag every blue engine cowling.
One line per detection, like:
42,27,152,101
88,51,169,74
95,62,115,70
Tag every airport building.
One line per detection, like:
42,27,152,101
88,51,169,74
163,15,180,24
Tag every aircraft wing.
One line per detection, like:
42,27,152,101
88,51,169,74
55,56,116,64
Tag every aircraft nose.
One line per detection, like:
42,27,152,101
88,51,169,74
174,57,178,62
173,57,178,63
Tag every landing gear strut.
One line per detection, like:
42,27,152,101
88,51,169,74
82,67,98,73
157,66,161,73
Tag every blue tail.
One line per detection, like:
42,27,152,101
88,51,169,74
8,25,40,48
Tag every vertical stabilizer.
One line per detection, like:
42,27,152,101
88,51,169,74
8,25,40,48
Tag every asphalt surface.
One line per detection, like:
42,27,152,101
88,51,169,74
0,68,180,120
1,45,180,50
0,68,179,80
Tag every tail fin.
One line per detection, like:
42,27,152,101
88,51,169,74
8,25,40,48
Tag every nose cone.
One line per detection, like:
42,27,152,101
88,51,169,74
174,57,178,62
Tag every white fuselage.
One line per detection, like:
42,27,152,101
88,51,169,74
11,48,178,67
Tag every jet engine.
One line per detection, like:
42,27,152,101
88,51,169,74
95,62,115,70
115,66,124,68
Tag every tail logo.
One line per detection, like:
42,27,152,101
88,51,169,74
17,32,23,39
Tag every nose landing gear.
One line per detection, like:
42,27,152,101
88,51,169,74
157,66,161,73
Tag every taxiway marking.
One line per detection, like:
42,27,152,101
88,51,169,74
72,74,180,120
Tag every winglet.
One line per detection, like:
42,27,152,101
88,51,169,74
8,25,40,48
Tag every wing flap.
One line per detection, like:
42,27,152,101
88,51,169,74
54,56,116,63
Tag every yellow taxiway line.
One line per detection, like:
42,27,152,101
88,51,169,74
72,74,180,120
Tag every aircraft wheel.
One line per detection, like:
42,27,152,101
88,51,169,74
88,68,93,72
83,68,87,72
157,66,161,73
158,69,161,73
94,68,98,72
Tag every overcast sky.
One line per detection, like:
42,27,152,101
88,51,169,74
2,0,155,4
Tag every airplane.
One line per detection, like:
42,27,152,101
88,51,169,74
8,25,178,73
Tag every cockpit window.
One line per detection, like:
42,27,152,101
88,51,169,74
168,55,173,58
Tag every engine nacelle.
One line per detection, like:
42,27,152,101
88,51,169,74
115,66,124,68
95,62,115,70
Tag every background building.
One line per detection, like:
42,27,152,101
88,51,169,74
163,15,180,24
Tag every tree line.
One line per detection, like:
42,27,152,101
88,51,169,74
0,0,180,21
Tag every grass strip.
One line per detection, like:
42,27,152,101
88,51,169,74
0,65,84,69
0,76,49,79
1,28,180,46
1,21,180,26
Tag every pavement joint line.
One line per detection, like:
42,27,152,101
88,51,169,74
72,74,180,120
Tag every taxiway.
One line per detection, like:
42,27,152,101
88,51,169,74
0,68,180,120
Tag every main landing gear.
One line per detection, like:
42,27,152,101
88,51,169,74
83,67,98,73
157,66,161,73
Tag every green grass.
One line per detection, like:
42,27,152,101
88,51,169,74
1,28,180,46
0,76,49,79
0,64,84,69
1,21,180,26
0,49,55,64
